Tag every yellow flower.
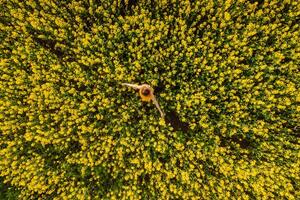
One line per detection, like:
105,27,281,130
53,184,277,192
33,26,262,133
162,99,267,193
224,12,231,21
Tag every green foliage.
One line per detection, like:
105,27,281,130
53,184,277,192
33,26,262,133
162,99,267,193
0,177,19,200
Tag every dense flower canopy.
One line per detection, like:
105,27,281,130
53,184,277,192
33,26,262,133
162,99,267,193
0,0,299,199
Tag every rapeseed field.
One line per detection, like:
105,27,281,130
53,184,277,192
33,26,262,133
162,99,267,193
0,0,299,199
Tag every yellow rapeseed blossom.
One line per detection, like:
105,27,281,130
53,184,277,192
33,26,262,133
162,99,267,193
0,0,299,199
